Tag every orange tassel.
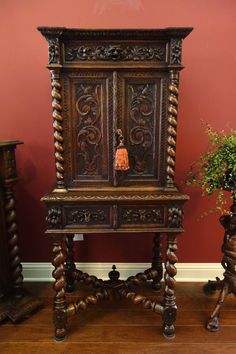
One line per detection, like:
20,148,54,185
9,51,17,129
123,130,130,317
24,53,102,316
114,146,129,171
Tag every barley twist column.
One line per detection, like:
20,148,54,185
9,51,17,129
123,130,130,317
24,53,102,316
4,186,24,298
52,236,67,341
151,233,163,291
65,235,76,293
166,70,179,188
51,70,66,192
163,233,178,338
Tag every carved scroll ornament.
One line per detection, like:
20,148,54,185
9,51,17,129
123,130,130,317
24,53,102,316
128,84,154,175
65,44,165,62
76,84,102,175
68,209,105,225
122,208,163,224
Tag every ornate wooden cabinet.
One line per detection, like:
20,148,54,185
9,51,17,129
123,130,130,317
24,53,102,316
38,27,192,340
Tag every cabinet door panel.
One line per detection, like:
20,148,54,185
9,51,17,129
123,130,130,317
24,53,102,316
63,72,113,186
118,72,167,185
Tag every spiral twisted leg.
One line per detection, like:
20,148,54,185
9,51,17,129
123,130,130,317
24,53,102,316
163,233,178,338
206,281,229,332
151,233,163,291
65,235,76,293
4,186,24,298
51,70,66,192
166,70,179,188
52,236,67,341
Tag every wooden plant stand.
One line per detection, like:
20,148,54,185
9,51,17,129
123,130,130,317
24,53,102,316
204,198,236,331
0,141,42,322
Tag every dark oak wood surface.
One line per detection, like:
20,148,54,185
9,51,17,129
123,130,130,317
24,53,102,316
1,281,236,354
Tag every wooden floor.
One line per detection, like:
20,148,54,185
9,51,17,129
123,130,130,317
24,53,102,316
1,281,236,354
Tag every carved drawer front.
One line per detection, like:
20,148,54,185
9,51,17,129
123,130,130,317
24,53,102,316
120,205,165,228
64,205,111,228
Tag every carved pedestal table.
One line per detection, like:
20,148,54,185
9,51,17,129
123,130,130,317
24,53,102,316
38,27,192,340
0,141,42,322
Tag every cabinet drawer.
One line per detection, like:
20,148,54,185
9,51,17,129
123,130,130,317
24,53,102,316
64,205,111,228
120,205,166,228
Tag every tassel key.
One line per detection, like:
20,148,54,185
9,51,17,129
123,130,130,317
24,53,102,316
114,129,129,171
115,147,129,171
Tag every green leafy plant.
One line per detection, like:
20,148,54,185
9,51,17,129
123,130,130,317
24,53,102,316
186,125,236,214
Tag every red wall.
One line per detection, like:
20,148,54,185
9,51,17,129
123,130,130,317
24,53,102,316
1,0,236,263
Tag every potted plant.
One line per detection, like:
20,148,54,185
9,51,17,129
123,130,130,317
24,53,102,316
186,125,236,214
186,125,236,332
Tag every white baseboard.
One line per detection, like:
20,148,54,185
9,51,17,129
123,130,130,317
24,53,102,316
22,262,224,282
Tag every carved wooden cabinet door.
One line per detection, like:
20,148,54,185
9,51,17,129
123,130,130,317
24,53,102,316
117,71,168,186
63,71,114,187
63,69,168,188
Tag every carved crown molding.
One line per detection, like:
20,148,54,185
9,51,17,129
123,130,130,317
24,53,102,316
37,27,193,41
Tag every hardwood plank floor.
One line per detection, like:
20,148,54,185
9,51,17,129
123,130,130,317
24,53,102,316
0,282,236,354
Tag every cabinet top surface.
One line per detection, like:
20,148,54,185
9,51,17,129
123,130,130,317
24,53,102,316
37,26,193,40
0,140,23,148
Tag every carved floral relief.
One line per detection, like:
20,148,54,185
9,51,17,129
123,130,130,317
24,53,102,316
168,206,183,228
46,208,62,228
65,44,165,62
48,38,60,64
68,209,106,225
170,39,182,65
122,208,164,224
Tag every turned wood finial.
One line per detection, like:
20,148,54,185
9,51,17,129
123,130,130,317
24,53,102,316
109,265,120,283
